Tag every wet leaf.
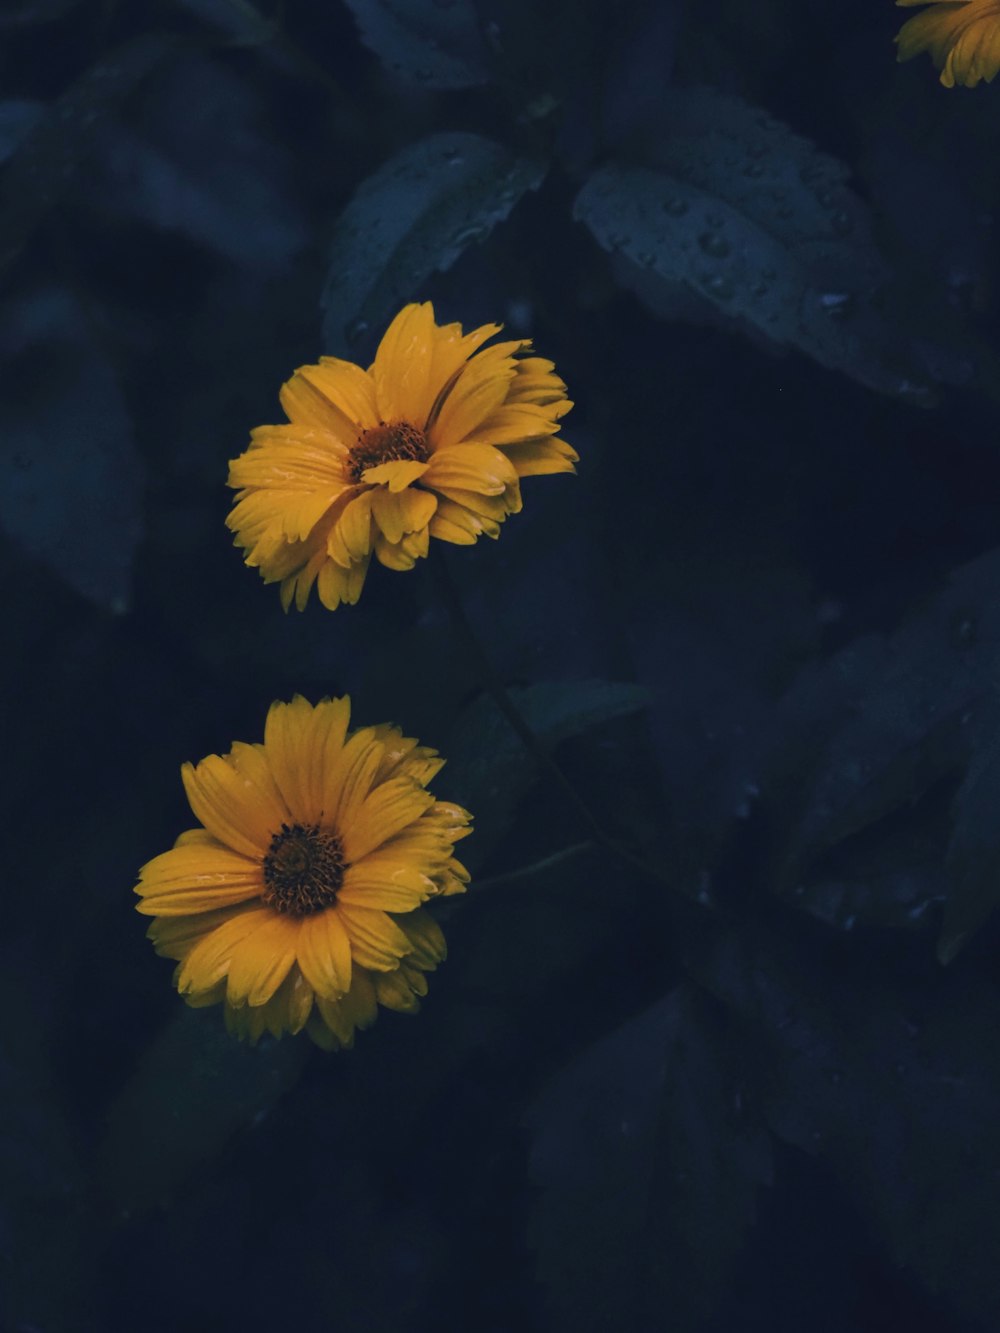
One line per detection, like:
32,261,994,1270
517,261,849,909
342,0,488,89
526,985,772,1333
574,87,932,401
0,288,143,610
91,54,306,271
941,699,1000,962
172,0,276,43
0,0,81,26
100,1006,310,1215
320,131,546,357
0,99,43,163
0,956,92,1332
699,928,1000,1329
769,549,1000,895
0,33,176,284
444,679,649,870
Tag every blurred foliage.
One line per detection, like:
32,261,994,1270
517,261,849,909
4,0,1000,1330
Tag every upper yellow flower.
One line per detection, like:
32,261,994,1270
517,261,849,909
226,302,576,611
896,0,1000,86
135,695,471,1049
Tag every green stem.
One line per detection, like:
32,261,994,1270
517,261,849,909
472,841,595,892
429,548,672,890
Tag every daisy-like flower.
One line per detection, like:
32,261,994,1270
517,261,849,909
227,302,576,611
896,0,1000,86
135,696,471,1050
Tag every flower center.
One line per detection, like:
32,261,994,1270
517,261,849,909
348,420,429,482
261,823,346,916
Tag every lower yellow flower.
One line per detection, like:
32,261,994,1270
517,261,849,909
135,696,471,1049
226,302,577,611
896,0,1000,86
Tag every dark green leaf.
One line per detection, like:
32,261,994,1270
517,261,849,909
699,928,1000,1328
0,957,92,1332
941,696,1000,962
99,1006,309,1215
0,0,81,26
0,100,43,163
769,549,1000,894
0,33,177,285
92,55,306,270
320,131,546,356
0,288,143,610
172,0,276,43
526,985,772,1333
342,0,488,89
574,87,932,401
444,679,648,870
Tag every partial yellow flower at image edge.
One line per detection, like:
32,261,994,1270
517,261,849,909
227,301,577,612
134,696,472,1050
896,0,1000,87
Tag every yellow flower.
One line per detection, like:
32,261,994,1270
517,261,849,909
896,0,1000,86
227,302,577,611
135,696,472,1049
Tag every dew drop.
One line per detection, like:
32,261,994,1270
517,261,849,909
699,232,730,258
345,317,369,346
704,274,735,300
954,615,977,646
817,291,853,319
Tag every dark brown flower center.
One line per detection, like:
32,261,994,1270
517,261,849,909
261,823,346,916
348,420,429,482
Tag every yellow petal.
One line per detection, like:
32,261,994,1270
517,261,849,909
327,490,374,567
326,727,384,830
263,694,352,826
423,443,518,495
370,486,437,545
336,904,411,970
337,855,437,911
225,912,300,1006
500,438,579,477
396,907,447,967
147,904,253,960
290,358,379,431
372,967,422,1013
135,843,262,916
370,302,438,423
341,775,436,862
296,909,353,999
315,969,378,1045
177,907,271,994
316,553,369,609
360,459,430,490
181,749,288,859
429,344,523,447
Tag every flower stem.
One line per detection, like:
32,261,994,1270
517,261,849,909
472,841,595,892
429,548,672,890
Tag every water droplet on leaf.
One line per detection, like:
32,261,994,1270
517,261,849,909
699,232,730,258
